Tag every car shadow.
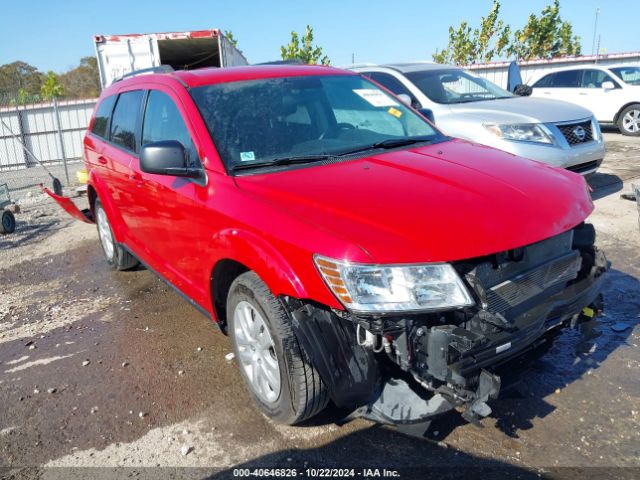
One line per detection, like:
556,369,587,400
588,172,624,200
205,425,543,480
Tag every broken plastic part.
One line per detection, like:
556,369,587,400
41,185,93,224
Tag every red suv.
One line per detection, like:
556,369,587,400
48,65,607,433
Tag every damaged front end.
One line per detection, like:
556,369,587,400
284,223,608,435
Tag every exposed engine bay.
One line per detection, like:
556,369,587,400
284,223,608,434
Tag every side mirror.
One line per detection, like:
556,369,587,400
513,84,533,96
418,108,435,123
396,93,412,106
140,140,200,178
602,81,615,90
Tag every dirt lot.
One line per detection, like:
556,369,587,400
1,132,639,479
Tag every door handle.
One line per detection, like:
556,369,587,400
97,156,108,165
579,92,588,95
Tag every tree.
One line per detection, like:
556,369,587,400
59,57,101,98
433,1,511,65
432,0,581,64
224,30,239,47
0,61,43,98
40,71,64,99
280,25,330,65
508,0,581,60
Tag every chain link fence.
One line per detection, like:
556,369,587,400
0,94,97,204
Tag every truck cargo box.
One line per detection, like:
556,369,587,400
94,29,249,88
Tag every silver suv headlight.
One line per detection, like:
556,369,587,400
314,255,475,313
484,123,554,144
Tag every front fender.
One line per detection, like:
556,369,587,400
211,228,308,301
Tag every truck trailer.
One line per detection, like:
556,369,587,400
93,29,249,88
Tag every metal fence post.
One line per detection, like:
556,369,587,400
14,105,32,168
52,98,70,185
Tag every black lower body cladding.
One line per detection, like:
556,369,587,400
283,223,608,430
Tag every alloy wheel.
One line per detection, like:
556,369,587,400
622,109,640,134
233,300,281,404
96,207,115,261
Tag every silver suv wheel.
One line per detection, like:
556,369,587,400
233,300,281,404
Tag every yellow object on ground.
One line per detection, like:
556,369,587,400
76,169,88,184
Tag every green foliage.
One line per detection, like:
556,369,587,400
433,1,511,65
509,0,581,60
59,57,101,98
280,25,330,65
224,30,239,47
40,71,64,99
433,0,581,64
0,61,43,98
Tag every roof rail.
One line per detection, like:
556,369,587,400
113,65,175,83
255,59,305,65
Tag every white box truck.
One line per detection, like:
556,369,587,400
94,29,249,88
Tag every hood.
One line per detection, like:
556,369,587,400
235,139,593,264
449,96,594,124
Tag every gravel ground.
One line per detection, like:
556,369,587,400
0,132,639,480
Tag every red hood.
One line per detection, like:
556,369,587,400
234,139,593,264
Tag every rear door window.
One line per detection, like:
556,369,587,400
91,95,116,138
110,90,145,152
550,70,581,88
142,90,201,168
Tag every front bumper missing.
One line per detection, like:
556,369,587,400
283,241,607,434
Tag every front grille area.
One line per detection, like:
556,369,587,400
557,120,594,146
460,230,582,318
567,160,601,174
485,252,582,313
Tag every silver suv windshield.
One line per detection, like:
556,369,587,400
190,74,443,172
405,68,513,104
610,66,640,86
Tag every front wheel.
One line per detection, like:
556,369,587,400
227,271,328,425
618,104,640,136
94,198,139,270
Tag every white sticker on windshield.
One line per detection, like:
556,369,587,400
353,89,398,107
240,151,255,162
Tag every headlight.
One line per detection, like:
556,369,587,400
314,255,475,313
484,123,553,144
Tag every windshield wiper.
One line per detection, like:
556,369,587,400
335,136,435,157
231,154,333,172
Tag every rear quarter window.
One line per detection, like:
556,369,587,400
90,95,116,138
109,90,145,152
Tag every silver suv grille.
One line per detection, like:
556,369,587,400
556,120,594,146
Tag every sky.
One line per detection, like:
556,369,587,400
0,0,638,72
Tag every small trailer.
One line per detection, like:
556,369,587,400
93,29,249,89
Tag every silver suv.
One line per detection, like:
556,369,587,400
350,63,605,175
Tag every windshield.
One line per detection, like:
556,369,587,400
610,66,640,86
190,74,442,172
405,68,513,104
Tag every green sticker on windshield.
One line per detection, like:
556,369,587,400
240,151,255,162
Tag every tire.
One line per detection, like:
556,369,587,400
617,104,640,136
0,210,16,234
227,271,328,425
94,198,139,270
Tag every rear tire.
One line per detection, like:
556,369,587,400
617,104,640,136
227,271,328,425
0,210,16,234
94,198,139,271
